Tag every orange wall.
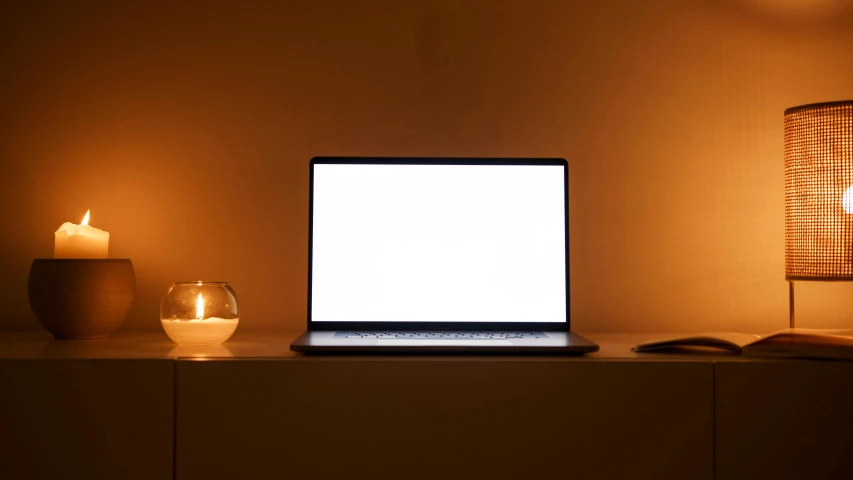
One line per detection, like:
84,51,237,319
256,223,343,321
2,0,853,333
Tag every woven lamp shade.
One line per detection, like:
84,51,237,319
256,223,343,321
785,100,853,280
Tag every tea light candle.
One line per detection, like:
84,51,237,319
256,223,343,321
54,210,110,259
161,292,239,345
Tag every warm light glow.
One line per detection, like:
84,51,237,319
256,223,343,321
81,210,90,226
196,294,205,320
739,0,853,21
785,100,853,280
844,186,853,214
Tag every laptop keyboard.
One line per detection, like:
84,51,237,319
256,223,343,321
333,331,548,339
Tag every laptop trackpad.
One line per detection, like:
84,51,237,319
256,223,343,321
376,339,513,346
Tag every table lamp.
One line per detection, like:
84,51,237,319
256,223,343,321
784,100,853,328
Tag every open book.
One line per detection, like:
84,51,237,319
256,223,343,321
633,329,853,360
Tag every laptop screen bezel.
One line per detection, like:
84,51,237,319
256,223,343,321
307,157,570,332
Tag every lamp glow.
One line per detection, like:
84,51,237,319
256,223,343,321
843,186,853,215
784,100,853,329
81,210,90,226
785,100,853,280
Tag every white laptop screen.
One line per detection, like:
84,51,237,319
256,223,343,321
310,163,567,323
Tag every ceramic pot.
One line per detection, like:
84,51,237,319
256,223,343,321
27,259,136,339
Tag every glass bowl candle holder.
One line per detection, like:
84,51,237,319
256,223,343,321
160,282,239,345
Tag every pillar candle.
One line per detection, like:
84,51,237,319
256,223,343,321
54,210,110,259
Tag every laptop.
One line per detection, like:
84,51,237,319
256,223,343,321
290,157,598,354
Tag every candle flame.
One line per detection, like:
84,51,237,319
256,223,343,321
81,210,90,226
196,293,205,320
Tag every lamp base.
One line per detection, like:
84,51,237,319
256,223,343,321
27,259,136,339
788,280,795,329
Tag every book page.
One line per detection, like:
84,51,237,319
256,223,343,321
751,329,853,347
742,329,853,360
633,332,760,352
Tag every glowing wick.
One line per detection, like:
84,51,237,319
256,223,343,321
196,294,205,320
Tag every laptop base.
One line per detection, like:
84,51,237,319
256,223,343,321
290,331,599,355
